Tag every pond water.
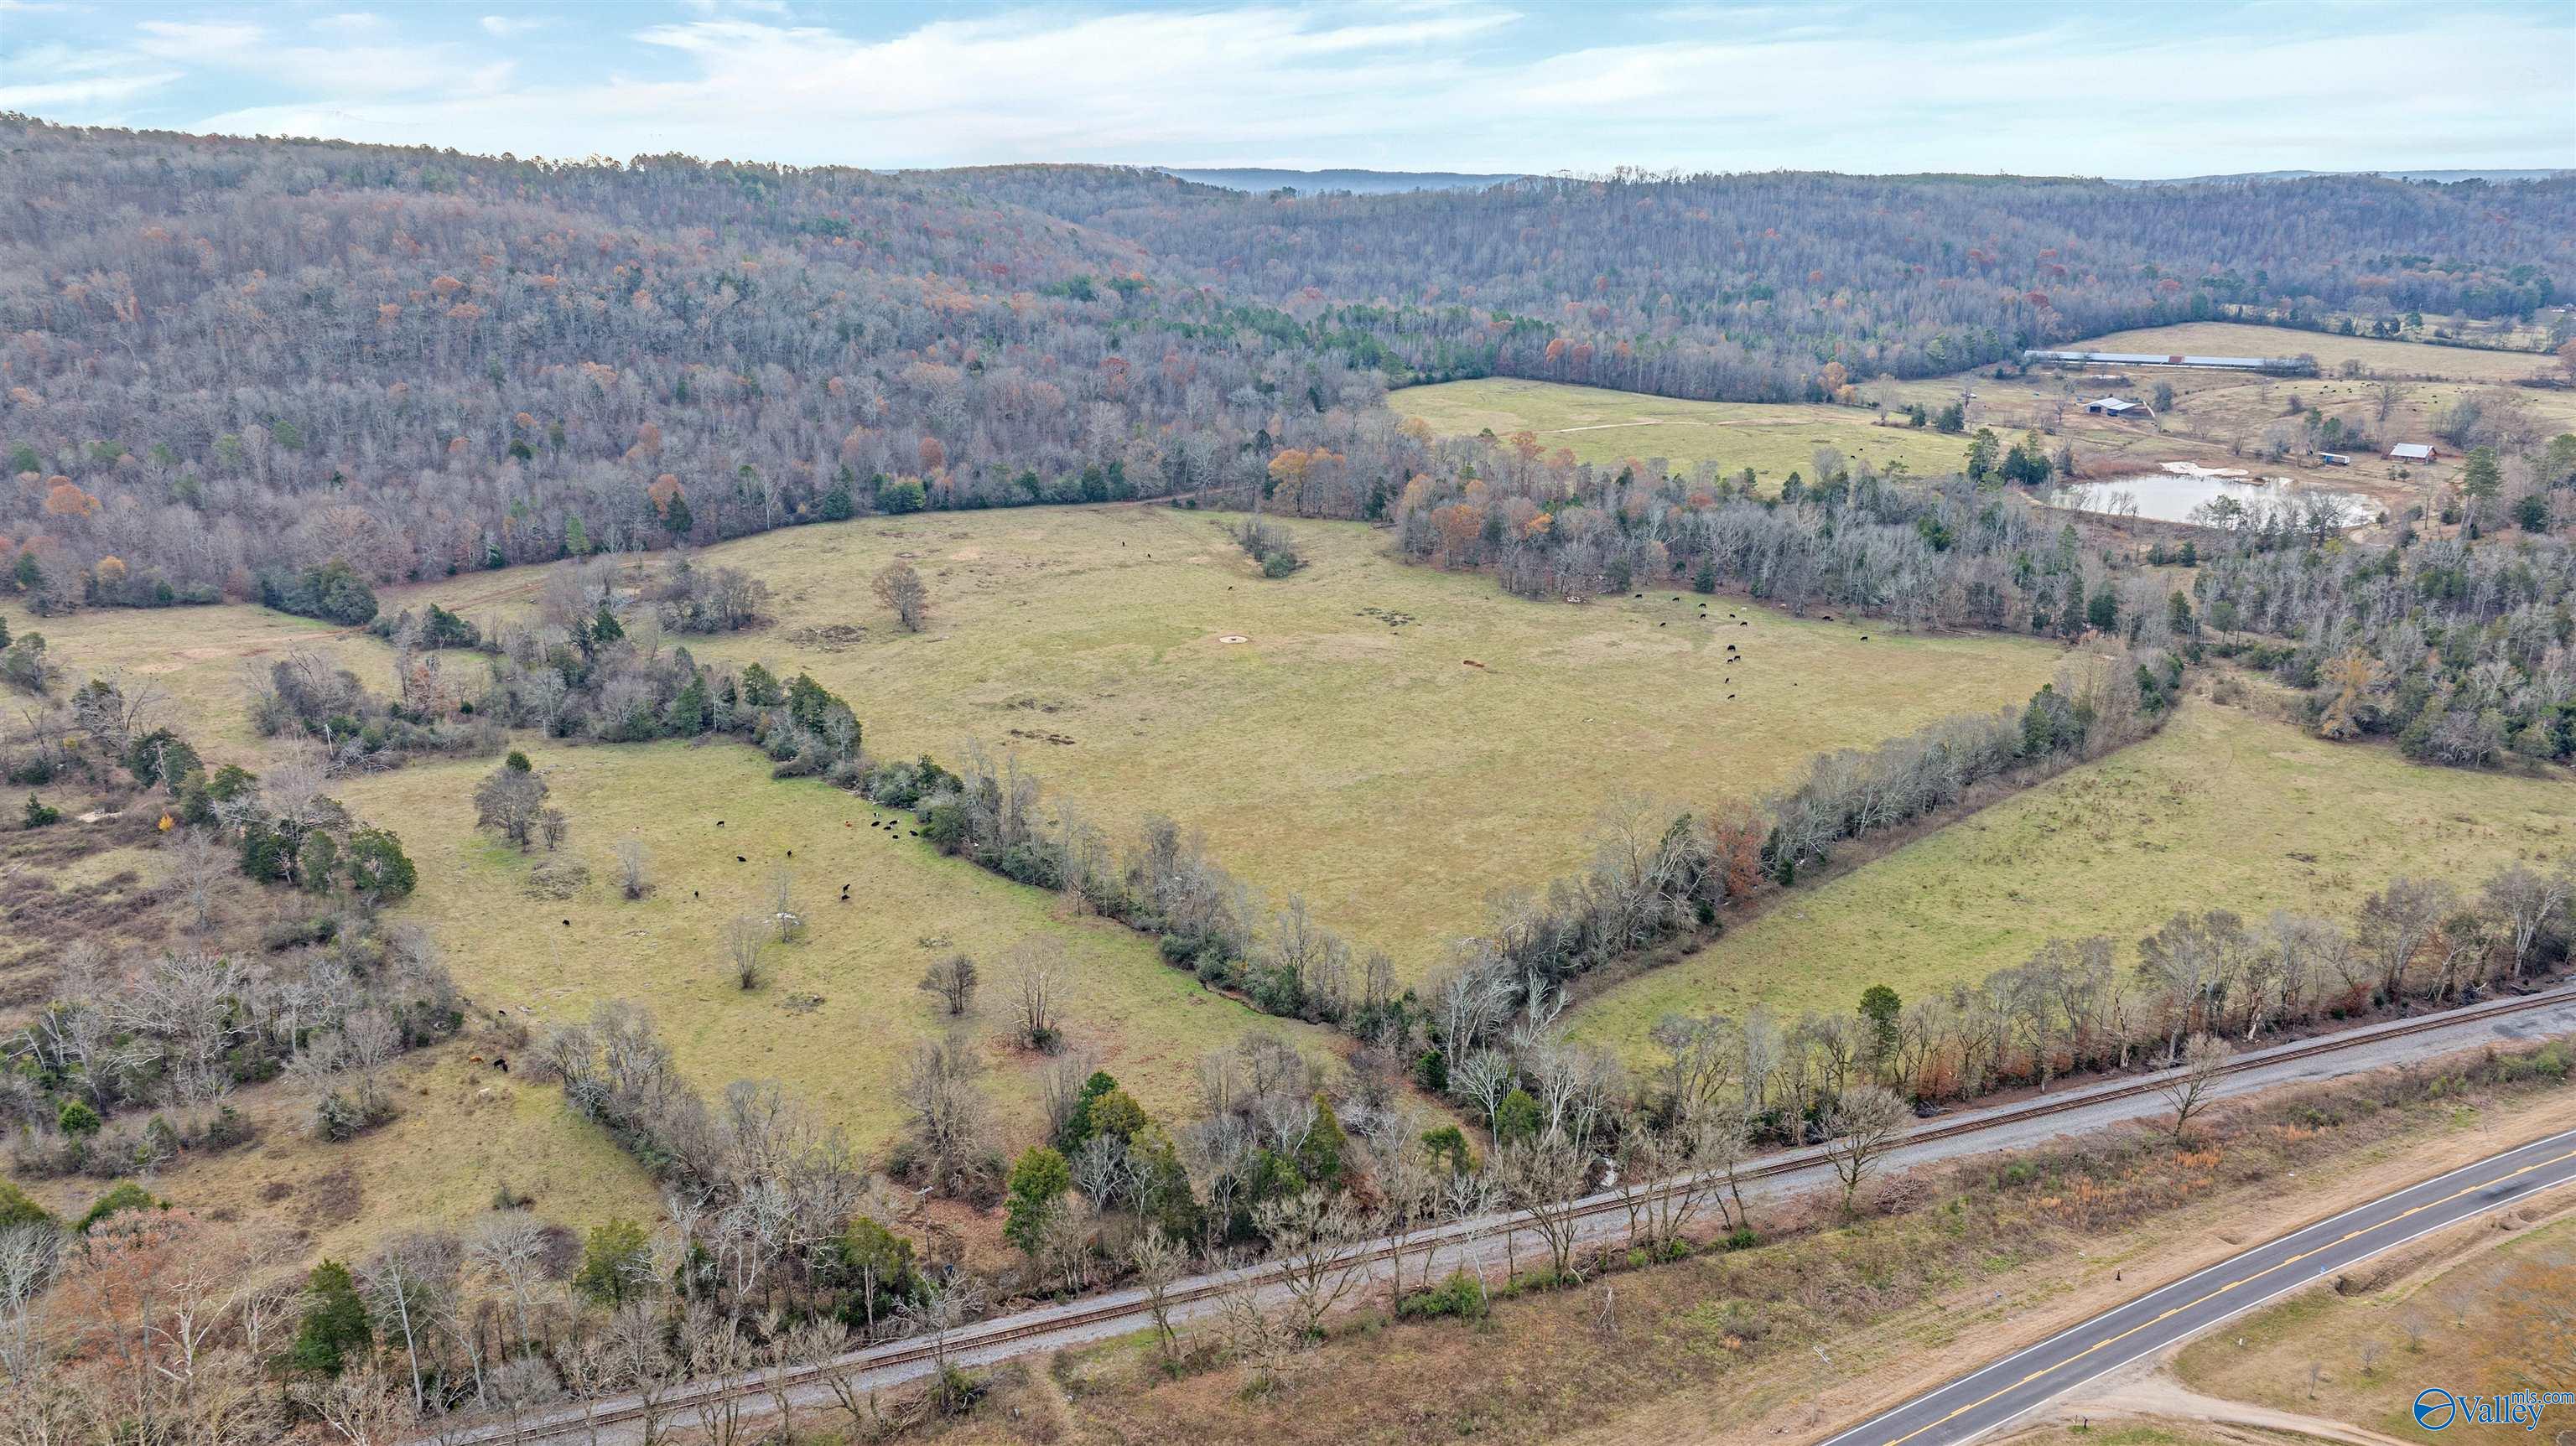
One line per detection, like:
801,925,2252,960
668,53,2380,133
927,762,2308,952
2049,463,2376,527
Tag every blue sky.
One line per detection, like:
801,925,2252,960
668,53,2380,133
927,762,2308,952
2,1,2569,176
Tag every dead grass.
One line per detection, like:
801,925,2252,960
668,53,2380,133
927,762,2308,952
2055,323,2563,384
1573,692,2573,1061
13,1041,662,1269
1999,1422,2293,1446
325,739,1343,1154
0,599,379,757
1394,376,1976,486
0,597,1346,1262
378,506,2070,982
2171,1209,2576,1438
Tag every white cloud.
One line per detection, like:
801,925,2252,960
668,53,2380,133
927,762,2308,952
0,70,182,111
13,3,2564,174
133,16,517,101
195,8,1515,163
0,39,179,111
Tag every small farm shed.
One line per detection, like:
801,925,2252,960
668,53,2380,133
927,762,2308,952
2386,443,2438,462
2084,396,2147,416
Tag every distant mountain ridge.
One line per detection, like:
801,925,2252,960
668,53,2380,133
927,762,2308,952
1155,166,1521,194
1161,165,2569,193
2116,168,2573,186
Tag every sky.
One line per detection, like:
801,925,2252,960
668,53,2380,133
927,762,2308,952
1,0,2571,178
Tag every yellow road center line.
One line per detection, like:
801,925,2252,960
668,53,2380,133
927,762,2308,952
1865,1146,2576,1446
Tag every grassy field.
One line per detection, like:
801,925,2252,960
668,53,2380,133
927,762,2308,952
1573,692,2574,1056
327,740,1337,1151
2061,321,2564,383
1393,376,1976,487
4,593,1343,1147
0,599,378,759
390,506,2071,981
1391,339,2573,549
15,1047,666,1270
2172,1211,2574,1438
3,597,1343,1252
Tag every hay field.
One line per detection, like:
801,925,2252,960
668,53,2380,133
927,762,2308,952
1573,694,2574,1057
392,507,2070,981
8,593,1340,1144
2172,1211,2575,1438
0,599,377,759
5,599,1338,1250
1394,377,1975,486
2061,321,2562,383
327,741,1334,1150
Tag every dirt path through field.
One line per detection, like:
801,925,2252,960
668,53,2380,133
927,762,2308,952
2059,1355,2412,1446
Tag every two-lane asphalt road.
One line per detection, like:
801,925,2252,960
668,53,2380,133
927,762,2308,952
1815,1125,2576,1446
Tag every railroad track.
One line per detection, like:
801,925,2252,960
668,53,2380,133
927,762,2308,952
444,985,2574,1445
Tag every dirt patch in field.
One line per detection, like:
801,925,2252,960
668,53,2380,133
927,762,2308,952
2052,1359,2407,1446
783,622,869,650
293,1167,365,1232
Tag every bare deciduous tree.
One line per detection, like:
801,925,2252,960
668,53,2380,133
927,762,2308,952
1252,1190,1379,1340
1124,1223,1190,1362
918,952,977,1017
163,827,231,934
1008,936,1066,1052
896,1278,984,1416
466,1213,551,1360
2160,1032,2232,1143
473,761,553,853
614,839,651,900
289,1362,417,1446
0,1223,59,1381
871,562,929,633
681,1303,757,1446
895,1033,996,1198
1497,1132,1592,1283
2483,862,2573,984
722,913,767,991
1820,1084,1910,1215
766,868,801,943
359,1232,460,1417
1214,1268,1296,1392
600,1302,683,1446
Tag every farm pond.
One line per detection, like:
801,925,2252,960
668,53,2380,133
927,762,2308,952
2050,462,2378,526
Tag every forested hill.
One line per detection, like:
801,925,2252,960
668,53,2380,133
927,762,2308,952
977,168,2576,398
1,117,2568,605
0,122,1417,604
